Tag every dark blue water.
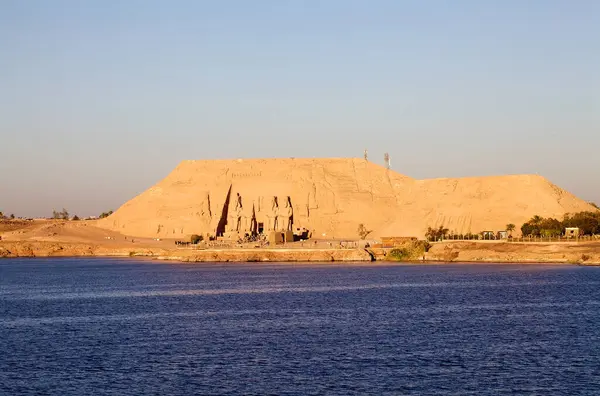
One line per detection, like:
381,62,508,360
1,259,600,395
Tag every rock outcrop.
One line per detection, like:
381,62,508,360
96,158,597,239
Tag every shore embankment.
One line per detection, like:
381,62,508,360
2,240,600,265
0,241,373,262
424,241,600,265
1,221,599,265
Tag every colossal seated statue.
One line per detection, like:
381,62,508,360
241,200,255,233
266,196,279,231
228,193,243,233
281,197,293,231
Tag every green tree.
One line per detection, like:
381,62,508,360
99,210,114,219
506,223,515,236
357,224,372,240
521,215,563,237
563,212,600,235
72,215,80,221
425,226,449,241
190,234,203,244
0,211,4,219
9,214,15,219
540,218,563,237
52,209,70,220
521,216,543,237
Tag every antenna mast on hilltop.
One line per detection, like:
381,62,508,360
384,152,390,169
364,149,368,161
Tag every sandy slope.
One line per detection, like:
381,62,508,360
402,174,593,236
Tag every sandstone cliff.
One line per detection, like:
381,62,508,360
96,158,596,239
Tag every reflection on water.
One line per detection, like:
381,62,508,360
1,258,600,395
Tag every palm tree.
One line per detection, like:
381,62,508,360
506,223,516,237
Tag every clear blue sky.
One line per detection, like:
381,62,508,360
1,0,598,217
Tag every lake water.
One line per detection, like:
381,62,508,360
1,259,600,395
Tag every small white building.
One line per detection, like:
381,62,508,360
565,227,580,238
481,231,495,240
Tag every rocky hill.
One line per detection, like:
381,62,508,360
96,158,596,239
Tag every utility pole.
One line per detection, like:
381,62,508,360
364,149,368,161
384,152,390,169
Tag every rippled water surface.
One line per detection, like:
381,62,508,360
1,258,600,395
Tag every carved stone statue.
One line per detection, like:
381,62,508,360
234,192,242,211
210,203,222,235
266,196,279,231
250,200,257,232
228,193,243,232
241,199,255,233
281,196,293,231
